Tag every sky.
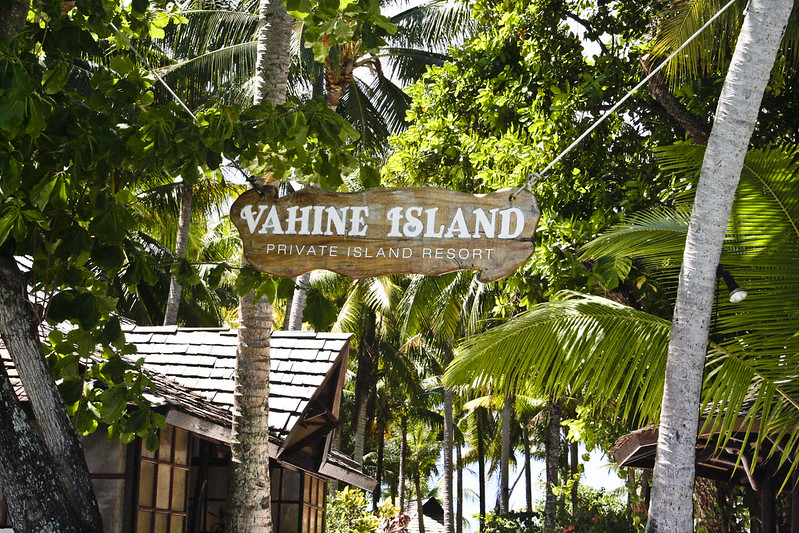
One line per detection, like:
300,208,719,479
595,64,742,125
428,446,625,532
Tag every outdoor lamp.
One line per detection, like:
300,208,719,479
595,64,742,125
716,265,748,303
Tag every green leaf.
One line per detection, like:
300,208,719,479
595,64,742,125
100,385,128,423
145,431,159,452
31,177,57,210
74,292,102,330
100,355,128,383
125,407,151,435
303,289,337,331
359,164,380,189
42,63,68,94
75,407,99,434
47,290,77,324
58,379,83,405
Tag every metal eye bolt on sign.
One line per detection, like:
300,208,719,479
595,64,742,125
231,186,540,282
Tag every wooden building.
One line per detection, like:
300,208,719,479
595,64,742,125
612,419,798,533
1,326,375,532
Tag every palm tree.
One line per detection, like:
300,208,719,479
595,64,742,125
646,3,792,530
400,271,500,533
226,0,291,529
406,420,443,533
445,138,799,526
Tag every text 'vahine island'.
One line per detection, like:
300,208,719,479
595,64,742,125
230,186,540,282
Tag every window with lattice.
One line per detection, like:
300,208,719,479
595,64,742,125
136,425,190,533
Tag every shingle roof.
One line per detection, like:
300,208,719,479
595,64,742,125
403,498,446,533
122,325,351,440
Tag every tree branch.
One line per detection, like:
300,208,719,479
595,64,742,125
640,57,710,145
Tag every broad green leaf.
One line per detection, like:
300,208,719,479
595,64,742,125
100,386,128,423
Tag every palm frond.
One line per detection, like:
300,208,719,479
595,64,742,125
650,0,747,83
338,78,391,153
369,75,412,135
446,292,672,422
389,0,474,50
380,47,449,85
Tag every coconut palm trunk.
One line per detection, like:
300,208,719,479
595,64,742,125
226,0,292,529
544,401,560,530
499,394,513,514
443,389,455,533
399,414,408,510
415,471,426,533
352,311,377,464
228,293,274,530
0,0,26,41
286,272,309,330
569,440,579,517
646,2,792,532
523,425,532,513
163,181,193,326
477,407,487,530
456,442,463,533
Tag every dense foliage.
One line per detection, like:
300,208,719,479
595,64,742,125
326,487,380,533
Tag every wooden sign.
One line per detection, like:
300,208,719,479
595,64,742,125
230,186,540,282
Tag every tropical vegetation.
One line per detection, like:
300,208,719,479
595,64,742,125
3,0,799,531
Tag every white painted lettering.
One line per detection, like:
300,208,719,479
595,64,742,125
311,206,325,234
325,207,350,236
240,205,269,234
285,206,312,235
444,208,472,239
258,206,285,235
386,207,403,237
423,208,445,238
349,207,369,236
473,208,498,238
403,207,424,237
498,208,524,238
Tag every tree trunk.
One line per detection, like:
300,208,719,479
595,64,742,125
252,0,292,106
0,359,84,531
373,417,385,512
227,293,274,532
456,442,463,533
353,311,377,465
570,440,579,517
443,389,455,533
0,255,103,531
477,407,486,531
399,415,408,511
163,181,193,326
646,2,792,532
227,0,291,528
0,0,27,41
545,401,560,530
499,394,513,514
523,425,532,513
415,471,426,533
285,272,310,330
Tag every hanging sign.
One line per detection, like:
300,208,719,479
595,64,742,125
230,186,539,282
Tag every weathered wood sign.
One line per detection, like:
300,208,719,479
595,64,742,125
230,186,540,282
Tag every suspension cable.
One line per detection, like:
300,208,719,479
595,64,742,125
510,0,738,199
